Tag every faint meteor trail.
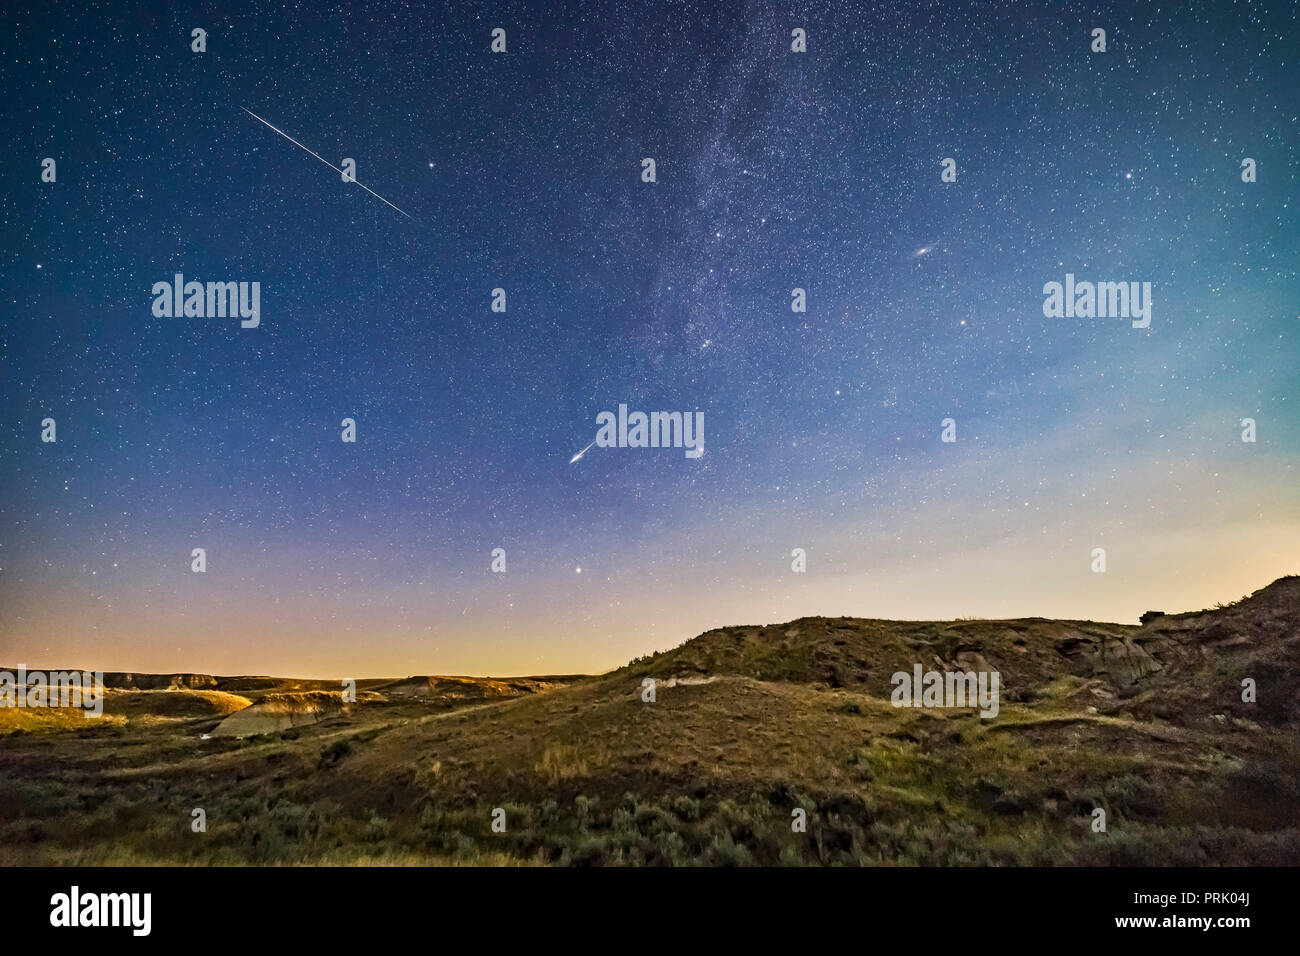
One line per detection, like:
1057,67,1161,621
569,440,597,464
240,107,415,221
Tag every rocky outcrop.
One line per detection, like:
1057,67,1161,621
102,672,219,690
379,675,558,699
210,691,347,737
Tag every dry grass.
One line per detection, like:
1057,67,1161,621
2,577,1298,865
0,708,127,733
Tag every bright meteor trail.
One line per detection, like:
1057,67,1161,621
240,107,415,221
569,440,597,464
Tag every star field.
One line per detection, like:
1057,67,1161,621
1,0,1297,676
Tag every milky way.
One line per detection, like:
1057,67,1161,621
2,1,1297,676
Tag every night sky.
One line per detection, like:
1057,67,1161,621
2,1,1297,677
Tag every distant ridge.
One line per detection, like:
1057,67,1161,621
617,575,1300,725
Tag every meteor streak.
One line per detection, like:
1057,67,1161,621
569,440,597,464
240,107,415,221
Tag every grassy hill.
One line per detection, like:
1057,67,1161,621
1,578,1297,865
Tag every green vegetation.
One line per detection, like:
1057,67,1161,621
2,578,1298,865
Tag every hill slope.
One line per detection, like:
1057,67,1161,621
1,577,1297,865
